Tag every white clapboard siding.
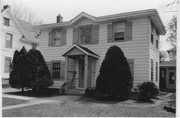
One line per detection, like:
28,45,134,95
1,12,32,79
39,18,152,87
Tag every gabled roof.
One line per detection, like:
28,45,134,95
35,9,166,35
70,12,96,24
1,6,39,45
62,44,99,58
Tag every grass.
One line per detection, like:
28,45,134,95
2,95,175,117
2,97,28,107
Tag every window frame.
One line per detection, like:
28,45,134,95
3,17,10,26
52,29,62,46
51,61,61,80
79,25,92,44
151,59,154,81
113,22,125,41
151,25,154,44
5,33,13,48
4,57,11,73
155,33,159,49
156,62,158,82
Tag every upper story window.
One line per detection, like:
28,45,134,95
107,21,132,43
5,33,12,48
151,25,154,44
114,22,125,41
79,26,92,44
3,17,10,26
49,29,66,47
156,35,159,49
53,30,62,46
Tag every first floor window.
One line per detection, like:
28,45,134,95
156,62,158,82
151,59,154,81
114,22,125,41
5,33,12,48
169,72,175,84
4,57,11,73
52,62,61,79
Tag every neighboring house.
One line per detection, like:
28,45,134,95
1,5,39,84
159,48,176,90
160,48,176,61
159,60,176,90
36,9,165,90
167,48,176,61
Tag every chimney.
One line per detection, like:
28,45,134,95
3,5,10,10
57,14,63,23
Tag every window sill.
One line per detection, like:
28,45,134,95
48,45,66,47
108,39,132,43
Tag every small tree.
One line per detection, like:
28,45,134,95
9,47,28,92
9,50,21,89
95,46,133,98
9,47,52,93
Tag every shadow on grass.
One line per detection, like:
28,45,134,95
4,88,60,98
76,96,129,105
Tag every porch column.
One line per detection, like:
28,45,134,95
84,55,88,89
65,56,68,82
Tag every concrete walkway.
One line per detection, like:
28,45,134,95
2,97,59,110
2,88,62,110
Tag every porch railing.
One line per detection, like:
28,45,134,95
59,70,76,95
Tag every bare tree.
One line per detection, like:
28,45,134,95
7,0,43,25
166,16,177,48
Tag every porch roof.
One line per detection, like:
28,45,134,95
62,44,100,58
160,60,176,67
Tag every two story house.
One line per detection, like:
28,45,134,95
1,5,39,85
36,9,166,90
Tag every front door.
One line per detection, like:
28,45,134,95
79,58,85,88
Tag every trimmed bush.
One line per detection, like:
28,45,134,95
32,77,53,90
137,81,159,101
84,87,95,97
95,45,133,99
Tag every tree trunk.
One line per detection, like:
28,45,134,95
22,86,24,93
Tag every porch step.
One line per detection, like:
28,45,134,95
66,89,85,95
48,81,64,89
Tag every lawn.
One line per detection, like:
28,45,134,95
2,97,28,107
2,94,175,117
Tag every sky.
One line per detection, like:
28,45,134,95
2,0,177,50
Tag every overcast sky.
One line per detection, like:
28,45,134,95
2,0,177,50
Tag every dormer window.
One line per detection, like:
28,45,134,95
114,22,125,41
79,26,92,44
3,17,10,26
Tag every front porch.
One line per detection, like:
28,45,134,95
62,44,99,91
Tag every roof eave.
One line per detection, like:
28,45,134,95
62,44,99,58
